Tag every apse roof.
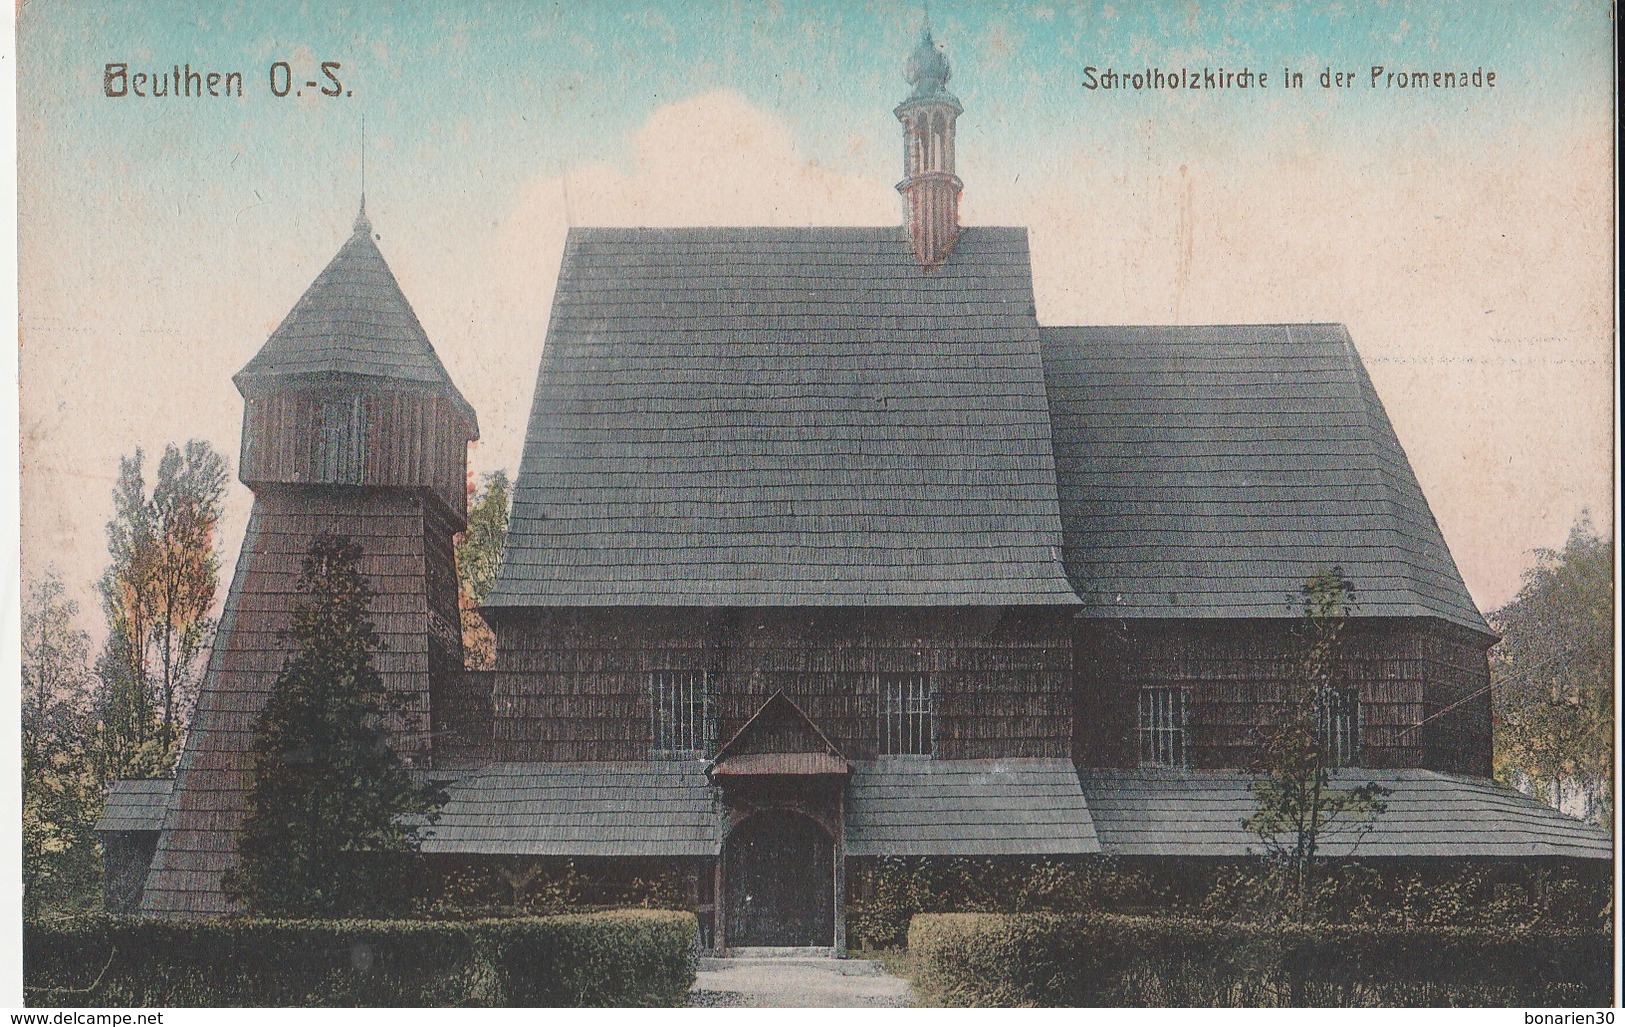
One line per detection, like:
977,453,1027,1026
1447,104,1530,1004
1042,323,1489,633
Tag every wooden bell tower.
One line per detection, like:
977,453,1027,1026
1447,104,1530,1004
140,203,479,916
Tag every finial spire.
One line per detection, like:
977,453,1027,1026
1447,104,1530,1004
354,116,371,235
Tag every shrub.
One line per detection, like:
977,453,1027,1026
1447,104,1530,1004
848,857,1610,950
411,857,695,919
1199,862,1610,930
846,857,1162,949
907,912,1611,1007
23,909,696,1007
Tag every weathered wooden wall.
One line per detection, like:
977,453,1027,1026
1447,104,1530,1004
101,831,159,914
142,484,465,915
1074,618,1492,774
1417,625,1494,777
434,670,497,769
484,606,1075,762
240,386,473,518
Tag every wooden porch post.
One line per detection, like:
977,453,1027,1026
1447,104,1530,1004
712,851,726,952
832,784,847,954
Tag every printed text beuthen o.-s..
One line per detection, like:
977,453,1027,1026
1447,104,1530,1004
103,61,352,99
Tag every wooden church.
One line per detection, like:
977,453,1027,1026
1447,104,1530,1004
105,28,1608,943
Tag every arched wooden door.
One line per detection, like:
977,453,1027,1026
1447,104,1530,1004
724,809,834,947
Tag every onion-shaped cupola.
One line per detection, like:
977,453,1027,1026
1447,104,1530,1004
895,26,963,269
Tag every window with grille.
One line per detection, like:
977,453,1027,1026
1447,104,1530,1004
879,673,933,757
650,671,712,757
1138,686,1188,767
1317,687,1361,767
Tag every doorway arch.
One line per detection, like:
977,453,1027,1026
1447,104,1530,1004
723,808,834,947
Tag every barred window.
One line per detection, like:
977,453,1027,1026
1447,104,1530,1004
1318,687,1361,767
650,671,712,757
879,673,933,757
1138,686,1188,767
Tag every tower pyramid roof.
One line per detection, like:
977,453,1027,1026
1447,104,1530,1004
235,204,476,428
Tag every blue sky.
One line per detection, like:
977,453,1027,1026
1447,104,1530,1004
18,1,1607,220
17,0,1617,634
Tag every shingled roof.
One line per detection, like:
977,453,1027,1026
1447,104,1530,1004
94,778,173,834
486,226,1079,608
234,206,475,424
846,758,1100,856
1042,324,1489,633
417,762,721,857
1078,769,1610,859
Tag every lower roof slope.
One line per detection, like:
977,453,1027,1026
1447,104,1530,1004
1079,769,1610,859
846,758,1099,856
487,226,1078,608
1042,323,1489,633
94,778,173,834
419,759,1097,859
417,762,721,857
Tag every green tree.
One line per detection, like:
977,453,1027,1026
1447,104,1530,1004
94,441,228,773
148,441,230,751
224,534,444,916
96,450,160,766
1491,514,1613,824
20,572,101,913
1247,568,1387,920
455,470,511,670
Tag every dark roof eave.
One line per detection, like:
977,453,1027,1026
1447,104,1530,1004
1070,608,1497,645
479,594,1083,617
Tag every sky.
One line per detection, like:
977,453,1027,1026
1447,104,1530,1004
15,0,1617,643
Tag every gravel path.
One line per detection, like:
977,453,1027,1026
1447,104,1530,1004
689,956,915,1007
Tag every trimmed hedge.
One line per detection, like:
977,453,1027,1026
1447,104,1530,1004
846,857,1165,950
24,909,696,1007
908,912,1612,1007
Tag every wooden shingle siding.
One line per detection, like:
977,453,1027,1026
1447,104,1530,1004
241,388,472,518
429,672,495,770
487,606,1074,762
1417,625,1494,777
1074,619,1488,774
139,486,462,916
1042,324,1489,634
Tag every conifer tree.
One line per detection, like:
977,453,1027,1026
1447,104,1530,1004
224,533,443,916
